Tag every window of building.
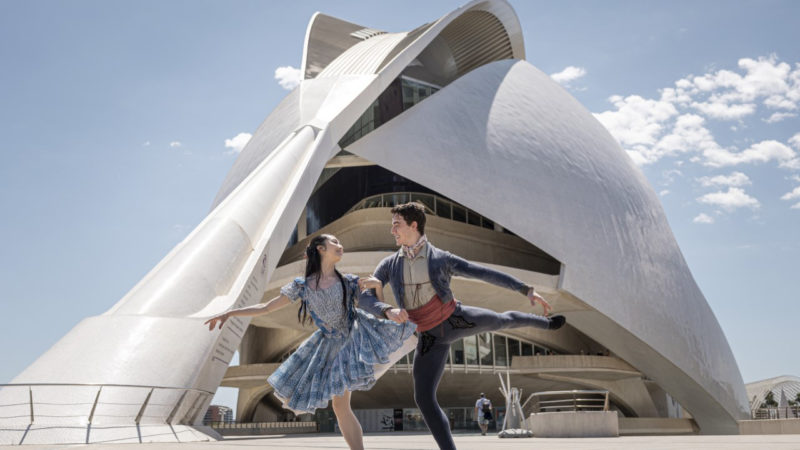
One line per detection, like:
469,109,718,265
452,339,465,365
401,78,439,111
478,332,493,366
452,205,466,222
522,342,533,356
494,335,508,366
508,338,520,359
464,335,478,365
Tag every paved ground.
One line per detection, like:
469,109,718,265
4,432,800,450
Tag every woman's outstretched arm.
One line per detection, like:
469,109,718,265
204,295,291,330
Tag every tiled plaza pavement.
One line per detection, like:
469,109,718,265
4,432,799,450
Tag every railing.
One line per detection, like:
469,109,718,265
752,406,800,419
0,383,214,444
208,420,318,435
347,192,498,231
525,390,610,413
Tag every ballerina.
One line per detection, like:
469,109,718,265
205,233,415,450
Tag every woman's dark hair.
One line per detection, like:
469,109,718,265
391,202,426,235
298,234,347,325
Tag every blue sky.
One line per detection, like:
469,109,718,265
1,1,799,413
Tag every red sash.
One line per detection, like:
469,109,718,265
406,294,456,332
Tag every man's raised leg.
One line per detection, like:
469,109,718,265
445,303,559,341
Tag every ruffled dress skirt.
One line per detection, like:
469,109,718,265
267,309,416,414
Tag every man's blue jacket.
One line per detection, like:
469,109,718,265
359,240,530,317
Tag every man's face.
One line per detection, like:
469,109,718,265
391,213,418,247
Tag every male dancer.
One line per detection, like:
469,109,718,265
360,202,564,450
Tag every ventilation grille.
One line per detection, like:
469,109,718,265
350,28,387,40
439,10,513,78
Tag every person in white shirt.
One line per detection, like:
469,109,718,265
474,393,492,435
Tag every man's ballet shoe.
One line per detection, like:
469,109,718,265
547,315,566,330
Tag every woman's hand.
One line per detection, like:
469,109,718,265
528,288,552,316
358,276,383,291
204,312,229,331
385,308,409,324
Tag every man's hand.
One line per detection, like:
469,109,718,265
385,308,409,323
358,276,383,291
528,288,552,316
204,312,229,331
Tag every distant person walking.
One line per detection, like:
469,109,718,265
474,393,493,435
205,234,415,450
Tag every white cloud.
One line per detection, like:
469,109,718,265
551,66,587,85
791,202,800,209
224,132,252,154
697,171,751,187
274,66,302,90
662,169,682,185
659,189,670,196
596,55,800,168
691,100,755,120
697,187,760,211
142,141,151,147
763,112,797,123
594,95,678,165
737,55,792,102
781,186,800,201
693,213,715,224
653,114,721,161
702,140,800,169
764,95,797,110
789,133,800,150
169,141,182,148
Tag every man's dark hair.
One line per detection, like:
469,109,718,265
391,202,426,235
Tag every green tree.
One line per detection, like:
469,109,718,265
760,391,778,408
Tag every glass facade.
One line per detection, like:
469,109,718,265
401,77,439,110
347,191,504,232
389,331,556,374
305,167,439,234
339,76,438,149
494,335,508,366
338,100,380,149
464,335,478,365
478,332,493,366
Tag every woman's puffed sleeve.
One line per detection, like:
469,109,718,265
344,274,360,300
280,278,304,303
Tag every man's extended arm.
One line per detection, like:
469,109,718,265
447,252,552,315
447,253,530,295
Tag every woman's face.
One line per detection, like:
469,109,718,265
318,235,344,264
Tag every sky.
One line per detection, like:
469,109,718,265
1,1,799,414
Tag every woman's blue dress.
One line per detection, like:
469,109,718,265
267,274,416,414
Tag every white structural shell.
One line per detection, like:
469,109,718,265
346,58,750,433
0,0,747,443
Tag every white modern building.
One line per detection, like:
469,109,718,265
0,0,749,444
746,376,800,419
